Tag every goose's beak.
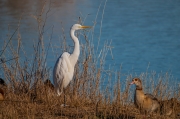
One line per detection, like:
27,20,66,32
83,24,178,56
129,81,135,85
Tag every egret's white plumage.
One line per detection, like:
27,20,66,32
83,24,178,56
53,24,90,97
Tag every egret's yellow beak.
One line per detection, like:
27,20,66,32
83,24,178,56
80,26,91,29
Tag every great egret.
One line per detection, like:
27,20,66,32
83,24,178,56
53,24,90,106
129,78,160,114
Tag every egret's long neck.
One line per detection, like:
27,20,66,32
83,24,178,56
70,29,80,66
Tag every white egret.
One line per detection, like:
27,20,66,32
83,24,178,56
53,24,91,106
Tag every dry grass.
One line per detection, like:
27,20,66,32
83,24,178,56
0,2,180,119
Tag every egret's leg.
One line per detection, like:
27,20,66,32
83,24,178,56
64,88,66,107
57,88,61,96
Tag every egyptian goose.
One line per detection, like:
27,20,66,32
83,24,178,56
130,77,160,114
0,88,4,101
160,98,180,117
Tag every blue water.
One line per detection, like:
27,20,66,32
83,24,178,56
0,0,180,82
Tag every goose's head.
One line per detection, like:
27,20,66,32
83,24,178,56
130,77,142,89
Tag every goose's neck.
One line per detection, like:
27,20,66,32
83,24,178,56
136,86,143,90
135,86,145,97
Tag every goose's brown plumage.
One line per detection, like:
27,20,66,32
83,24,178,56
0,88,4,101
130,78,160,113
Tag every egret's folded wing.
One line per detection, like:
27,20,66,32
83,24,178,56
53,52,70,87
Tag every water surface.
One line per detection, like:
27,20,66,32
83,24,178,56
0,0,180,82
